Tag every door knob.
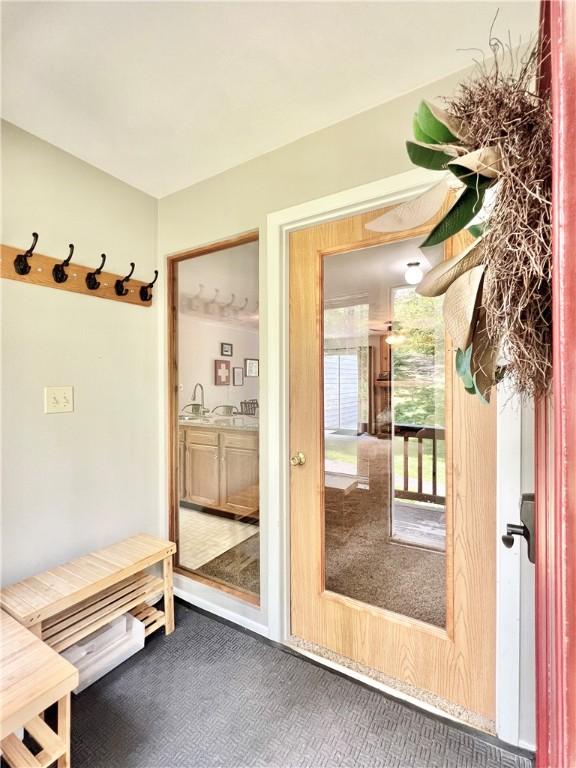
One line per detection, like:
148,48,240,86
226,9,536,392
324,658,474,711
290,451,306,466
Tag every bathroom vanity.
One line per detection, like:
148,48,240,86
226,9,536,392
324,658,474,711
179,418,259,520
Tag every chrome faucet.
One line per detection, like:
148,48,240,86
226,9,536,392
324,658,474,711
192,382,206,412
180,382,209,418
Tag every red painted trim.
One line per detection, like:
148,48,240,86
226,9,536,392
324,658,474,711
550,1,576,763
536,2,576,766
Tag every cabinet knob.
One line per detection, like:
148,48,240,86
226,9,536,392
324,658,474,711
290,451,306,467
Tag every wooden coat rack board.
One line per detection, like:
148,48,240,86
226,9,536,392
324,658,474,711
0,236,157,307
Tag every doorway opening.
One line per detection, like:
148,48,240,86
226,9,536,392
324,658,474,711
168,232,260,605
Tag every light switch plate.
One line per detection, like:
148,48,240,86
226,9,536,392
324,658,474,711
44,386,74,414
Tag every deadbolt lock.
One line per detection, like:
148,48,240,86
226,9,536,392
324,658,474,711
290,451,306,466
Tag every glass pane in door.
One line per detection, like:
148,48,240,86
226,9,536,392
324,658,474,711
323,239,447,627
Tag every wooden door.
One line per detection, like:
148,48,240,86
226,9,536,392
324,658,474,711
289,203,496,719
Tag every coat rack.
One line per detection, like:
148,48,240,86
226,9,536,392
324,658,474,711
0,234,157,307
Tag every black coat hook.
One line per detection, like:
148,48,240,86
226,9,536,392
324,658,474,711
52,244,74,284
139,270,158,302
86,253,106,290
14,232,38,275
115,262,135,296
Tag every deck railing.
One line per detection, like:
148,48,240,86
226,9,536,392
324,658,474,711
394,423,446,505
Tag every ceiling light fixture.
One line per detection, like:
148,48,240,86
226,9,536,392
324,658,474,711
385,333,406,346
404,261,423,285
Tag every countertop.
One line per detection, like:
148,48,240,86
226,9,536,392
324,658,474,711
178,415,258,432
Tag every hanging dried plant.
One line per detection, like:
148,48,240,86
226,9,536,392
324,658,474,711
401,38,552,400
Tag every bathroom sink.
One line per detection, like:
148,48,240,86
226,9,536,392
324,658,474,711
179,415,211,423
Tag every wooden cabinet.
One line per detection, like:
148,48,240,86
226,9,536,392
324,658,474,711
179,425,259,518
185,443,220,507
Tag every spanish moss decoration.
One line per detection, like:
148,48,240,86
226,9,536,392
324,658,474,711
406,39,551,401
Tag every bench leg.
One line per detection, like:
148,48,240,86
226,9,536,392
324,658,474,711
163,556,175,635
57,693,71,768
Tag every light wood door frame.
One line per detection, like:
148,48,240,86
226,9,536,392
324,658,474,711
288,202,496,719
166,229,260,606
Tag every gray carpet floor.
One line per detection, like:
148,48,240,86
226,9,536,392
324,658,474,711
197,532,260,596
325,489,445,628
71,603,533,768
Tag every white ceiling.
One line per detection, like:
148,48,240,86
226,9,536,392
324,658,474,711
1,1,538,198
325,238,442,303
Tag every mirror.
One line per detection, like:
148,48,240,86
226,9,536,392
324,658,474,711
171,238,260,602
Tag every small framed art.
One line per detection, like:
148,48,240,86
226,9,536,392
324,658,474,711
233,367,244,386
244,358,259,377
220,342,233,357
214,359,231,385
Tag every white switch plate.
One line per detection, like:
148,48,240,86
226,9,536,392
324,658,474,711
44,386,74,414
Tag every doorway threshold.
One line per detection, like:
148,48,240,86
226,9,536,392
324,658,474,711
288,635,495,736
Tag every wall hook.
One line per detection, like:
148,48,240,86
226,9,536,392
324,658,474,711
115,262,135,296
86,253,106,290
139,270,158,302
235,297,249,312
14,232,39,275
52,243,74,284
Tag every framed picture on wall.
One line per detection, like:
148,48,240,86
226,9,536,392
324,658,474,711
220,342,233,357
214,359,231,386
244,358,259,377
233,367,244,386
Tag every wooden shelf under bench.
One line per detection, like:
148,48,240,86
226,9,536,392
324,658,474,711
42,572,165,653
0,533,176,645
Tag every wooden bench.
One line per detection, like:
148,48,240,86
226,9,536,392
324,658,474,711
0,609,78,768
0,534,177,652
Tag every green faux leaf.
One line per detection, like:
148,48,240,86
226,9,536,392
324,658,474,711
448,163,494,190
455,346,475,390
417,101,459,143
412,114,438,144
421,187,486,247
468,223,488,238
456,345,486,398
406,140,454,171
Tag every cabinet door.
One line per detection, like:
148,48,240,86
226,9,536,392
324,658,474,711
185,443,220,507
220,446,259,516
